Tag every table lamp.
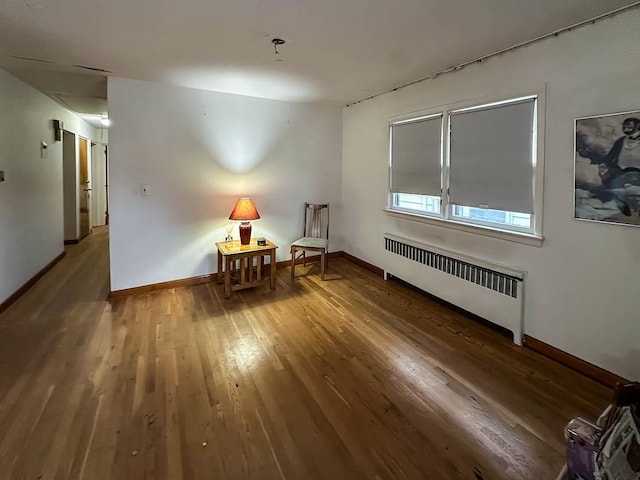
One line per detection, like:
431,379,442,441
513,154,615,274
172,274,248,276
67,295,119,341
228,198,260,245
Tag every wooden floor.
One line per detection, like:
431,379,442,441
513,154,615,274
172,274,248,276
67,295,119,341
0,227,611,480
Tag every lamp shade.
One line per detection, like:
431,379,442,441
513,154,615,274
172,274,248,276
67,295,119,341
228,198,260,221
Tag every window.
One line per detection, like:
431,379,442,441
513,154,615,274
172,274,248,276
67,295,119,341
389,95,540,237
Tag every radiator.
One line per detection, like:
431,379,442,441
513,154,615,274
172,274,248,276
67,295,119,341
383,233,525,345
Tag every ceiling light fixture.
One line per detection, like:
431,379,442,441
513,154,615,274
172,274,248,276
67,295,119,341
272,38,286,62
100,116,111,127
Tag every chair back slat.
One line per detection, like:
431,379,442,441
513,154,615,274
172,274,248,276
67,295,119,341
309,208,322,238
303,203,329,239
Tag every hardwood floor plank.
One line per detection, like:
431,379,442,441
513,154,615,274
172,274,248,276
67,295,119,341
0,227,612,479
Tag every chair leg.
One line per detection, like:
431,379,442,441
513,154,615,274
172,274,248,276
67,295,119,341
320,249,325,280
291,246,296,279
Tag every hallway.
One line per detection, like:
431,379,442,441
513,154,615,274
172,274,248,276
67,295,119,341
0,228,611,479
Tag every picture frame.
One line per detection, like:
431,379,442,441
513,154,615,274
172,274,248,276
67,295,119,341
574,110,640,227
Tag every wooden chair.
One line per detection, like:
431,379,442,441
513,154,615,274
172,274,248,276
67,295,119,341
290,203,329,280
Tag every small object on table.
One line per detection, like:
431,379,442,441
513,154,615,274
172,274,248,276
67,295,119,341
257,237,266,246
224,222,234,243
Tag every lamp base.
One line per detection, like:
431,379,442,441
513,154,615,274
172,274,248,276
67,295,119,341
239,222,252,245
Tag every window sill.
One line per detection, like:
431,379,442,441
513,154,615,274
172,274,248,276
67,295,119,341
383,208,544,247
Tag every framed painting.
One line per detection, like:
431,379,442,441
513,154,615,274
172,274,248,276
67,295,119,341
575,110,640,226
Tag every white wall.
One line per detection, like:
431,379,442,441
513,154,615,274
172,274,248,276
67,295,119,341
342,10,640,380
108,77,342,291
0,69,98,304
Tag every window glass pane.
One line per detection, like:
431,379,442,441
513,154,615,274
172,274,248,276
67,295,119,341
394,193,441,215
452,205,531,230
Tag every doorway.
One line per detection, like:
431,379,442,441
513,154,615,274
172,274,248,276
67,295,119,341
62,132,93,243
90,143,109,227
79,137,91,239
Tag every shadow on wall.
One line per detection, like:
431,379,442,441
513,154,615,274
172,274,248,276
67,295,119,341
197,98,302,174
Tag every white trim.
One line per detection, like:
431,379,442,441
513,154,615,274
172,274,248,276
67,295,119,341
450,95,536,115
383,208,544,247
390,112,442,127
532,84,547,236
384,232,526,279
388,104,450,125
387,84,546,125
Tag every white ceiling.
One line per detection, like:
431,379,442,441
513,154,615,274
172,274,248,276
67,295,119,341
1,0,637,119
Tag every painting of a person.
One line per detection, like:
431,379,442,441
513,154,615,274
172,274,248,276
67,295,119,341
575,111,640,226
598,118,640,213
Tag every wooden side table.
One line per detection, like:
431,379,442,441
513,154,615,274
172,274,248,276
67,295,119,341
215,239,278,298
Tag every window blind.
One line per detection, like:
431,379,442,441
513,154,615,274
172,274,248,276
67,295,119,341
448,98,535,214
390,115,442,197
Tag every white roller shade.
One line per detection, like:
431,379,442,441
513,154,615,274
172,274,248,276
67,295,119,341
449,98,535,214
391,115,442,196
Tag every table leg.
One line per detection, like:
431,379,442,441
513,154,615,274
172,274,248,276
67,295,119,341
270,249,276,289
217,249,223,283
240,257,246,284
257,255,263,281
321,249,325,281
224,256,232,298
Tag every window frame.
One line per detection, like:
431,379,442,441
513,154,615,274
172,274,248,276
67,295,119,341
387,87,546,246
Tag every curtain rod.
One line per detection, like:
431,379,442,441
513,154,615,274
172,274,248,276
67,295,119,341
346,2,640,107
